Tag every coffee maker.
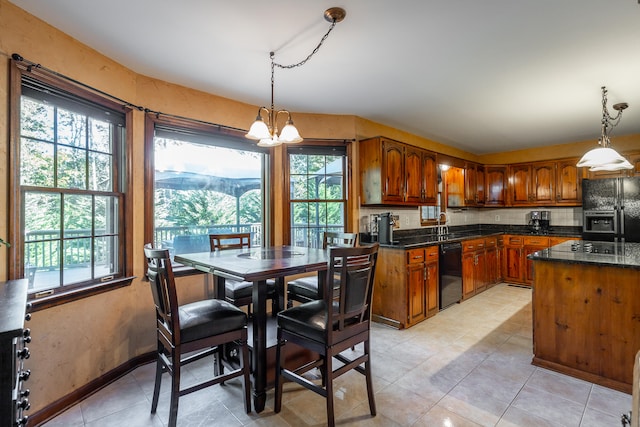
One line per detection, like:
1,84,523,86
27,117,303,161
540,210,551,233
528,211,541,234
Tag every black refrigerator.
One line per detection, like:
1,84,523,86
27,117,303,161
582,177,640,242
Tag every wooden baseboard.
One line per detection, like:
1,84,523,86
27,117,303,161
27,352,155,426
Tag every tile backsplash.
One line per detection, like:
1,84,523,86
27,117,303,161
359,206,582,233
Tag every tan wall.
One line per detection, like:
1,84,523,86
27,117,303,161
1,0,638,415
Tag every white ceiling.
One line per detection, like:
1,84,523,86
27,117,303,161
9,0,640,154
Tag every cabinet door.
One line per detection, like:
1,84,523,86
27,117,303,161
509,164,532,205
426,260,439,317
628,152,640,177
556,159,582,205
422,151,438,205
476,164,485,206
504,245,523,283
405,146,423,204
407,263,426,325
382,140,405,203
485,166,507,206
485,247,498,286
464,163,478,206
462,251,476,299
532,162,555,205
474,250,487,293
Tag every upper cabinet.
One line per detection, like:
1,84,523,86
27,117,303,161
359,136,438,206
464,162,485,207
485,165,507,206
508,160,581,206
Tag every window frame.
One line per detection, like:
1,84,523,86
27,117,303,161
285,142,351,246
9,60,134,310
143,113,272,266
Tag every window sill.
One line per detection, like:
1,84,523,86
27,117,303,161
28,276,136,312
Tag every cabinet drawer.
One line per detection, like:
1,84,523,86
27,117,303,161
485,237,497,248
462,238,484,252
406,248,425,264
507,236,523,245
523,236,549,246
425,245,438,260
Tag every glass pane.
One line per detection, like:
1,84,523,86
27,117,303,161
95,196,119,235
89,118,112,153
94,235,117,277
20,138,55,187
58,145,86,189
289,154,308,174
326,202,345,227
24,192,61,238
290,174,308,200
64,194,92,238
21,97,54,141
57,108,86,148
63,237,92,285
89,151,112,191
25,240,60,290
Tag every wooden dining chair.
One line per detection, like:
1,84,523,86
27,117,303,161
274,243,380,427
209,233,277,315
144,244,251,427
286,231,358,308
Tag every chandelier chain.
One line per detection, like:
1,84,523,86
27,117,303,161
272,19,338,70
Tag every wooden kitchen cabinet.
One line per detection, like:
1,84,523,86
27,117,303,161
372,245,438,329
464,162,485,206
485,236,499,286
359,136,437,206
462,238,486,298
485,165,507,206
555,158,582,205
523,235,550,284
509,161,555,206
425,246,439,318
504,235,525,284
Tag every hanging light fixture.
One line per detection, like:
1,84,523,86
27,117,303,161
576,86,633,171
245,7,346,147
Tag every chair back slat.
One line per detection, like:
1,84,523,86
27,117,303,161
325,244,379,341
323,232,358,249
144,243,180,344
210,233,251,251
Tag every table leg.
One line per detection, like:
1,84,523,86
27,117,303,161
252,279,268,412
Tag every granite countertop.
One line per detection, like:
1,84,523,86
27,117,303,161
528,240,640,269
363,225,582,250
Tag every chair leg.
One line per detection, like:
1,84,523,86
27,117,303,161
364,338,376,416
325,354,335,427
239,337,252,413
150,352,163,413
168,349,181,427
274,329,284,413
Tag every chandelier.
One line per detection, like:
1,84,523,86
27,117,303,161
245,7,346,147
576,86,633,171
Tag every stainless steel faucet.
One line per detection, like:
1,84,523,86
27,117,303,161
437,212,449,237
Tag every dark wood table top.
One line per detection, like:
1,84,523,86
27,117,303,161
174,245,329,282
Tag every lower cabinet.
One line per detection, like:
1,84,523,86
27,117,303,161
462,238,487,299
372,245,438,329
503,234,578,286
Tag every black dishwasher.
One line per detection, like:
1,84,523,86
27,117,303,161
439,241,463,309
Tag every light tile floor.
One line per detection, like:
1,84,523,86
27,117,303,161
41,284,631,426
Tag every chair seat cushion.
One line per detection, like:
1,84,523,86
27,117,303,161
225,279,276,300
277,300,328,343
179,299,247,342
287,276,319,300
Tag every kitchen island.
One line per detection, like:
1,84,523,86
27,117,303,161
529,240,640,393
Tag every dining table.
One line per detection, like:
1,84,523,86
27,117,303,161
174,245,329,413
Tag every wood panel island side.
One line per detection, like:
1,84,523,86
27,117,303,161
529,240,640,393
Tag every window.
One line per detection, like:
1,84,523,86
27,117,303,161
148,118,269,260
12,68,130,302
288,145,347,248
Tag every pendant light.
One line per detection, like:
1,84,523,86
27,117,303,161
576,86,633,171
245,7,346,147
